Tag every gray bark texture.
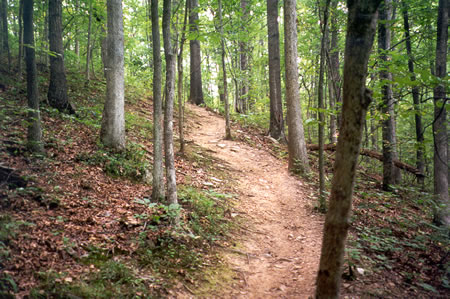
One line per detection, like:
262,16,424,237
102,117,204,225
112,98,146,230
267,0,285,141
151,0,165,201
48,0,74,114
378,0,401,190
188,0,204,105
24,0,43,153
315,0,381,297
219,0,231,140
18,0,24,78
163,0,177,205
433,0,449,227
402,1,425,184
177,0,188,154
237,0,249,114
328,0,340,143
284,0,309,174
1,0,11,70
85,0,92,82
100,0,126,150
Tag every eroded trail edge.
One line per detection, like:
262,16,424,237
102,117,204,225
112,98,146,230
187,104,324,298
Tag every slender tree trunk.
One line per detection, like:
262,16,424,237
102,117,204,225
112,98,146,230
75,0,80,68
48,0,74,114
151,0,164,201
315,1,381,297
378,0,400,190
1,0,11,71
162,0,177,205
177,0,188,154
188,0,204,105
100,0,125,150
24,0,43,153
267,0,285,141
18,0,24,79
327,0,340,143
401,1,424,184
85,0,93,82
237,0,249,114
318,0,330,212
433,0,449,227
284,0,309,174
43,0,48,67
218,0,231,140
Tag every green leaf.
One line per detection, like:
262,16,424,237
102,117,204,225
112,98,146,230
419,283,437,293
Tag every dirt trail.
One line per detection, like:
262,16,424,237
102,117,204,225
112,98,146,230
187,104,324,298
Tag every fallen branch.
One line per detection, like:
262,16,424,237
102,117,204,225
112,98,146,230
306,144,425,178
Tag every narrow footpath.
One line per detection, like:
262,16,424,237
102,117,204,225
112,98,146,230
187,104,324,298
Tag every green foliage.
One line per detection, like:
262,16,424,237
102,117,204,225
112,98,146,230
76,142,150,182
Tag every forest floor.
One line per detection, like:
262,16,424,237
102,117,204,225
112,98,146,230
0,71,449,298
185,104,324,298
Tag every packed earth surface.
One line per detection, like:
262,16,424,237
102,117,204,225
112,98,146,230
186,104,324,298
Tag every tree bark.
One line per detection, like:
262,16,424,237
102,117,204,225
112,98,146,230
75,0,80,67
48,0,74,114
327,0,340,143
433,0,449,227
163,0,177,205
318,0,331,211
177,0,188,154
267,0,285,141
24,0,43,153
1,0,11,71
315,0,381,297
188,0,204,105
402,1,424,185
237,0,249,114
100,0,126,150
85,0,93,82
378,0,401,190
284,0,309,174
18,0,24,79
151,0,165,201
218,0,232,140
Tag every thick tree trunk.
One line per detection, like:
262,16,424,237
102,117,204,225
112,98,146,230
100,0,125,150
162,0,177,205
267,0,285,141
218,0,231,140
284,0,309,174
24,0,43,153
1,0,11,71
378,0,401,190
402,1,424,185
188,0,204,105
48,0,74,114
315,0,381,297
151,0,165,201
318,0,330,211
433,0,449,227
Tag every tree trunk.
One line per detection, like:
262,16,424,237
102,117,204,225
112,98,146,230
177,0,188,154
100,0,125,150
75,0,80,68
48,0,74,114
284,0,309,174
188,0,204,105
267,0,285,141
401,1,424,186
327,0,340,143
85,0,93,83
18,0,24,79
318,0,330,212
218,0,231,140
151,0,165,201
24,0,43,153
1,0,11,71
315,0,381,297
162,0,177,205
378,0,401,190
433,0,449,227
237,0,249,114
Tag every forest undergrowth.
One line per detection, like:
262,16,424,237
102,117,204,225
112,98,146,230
0,66,449,298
